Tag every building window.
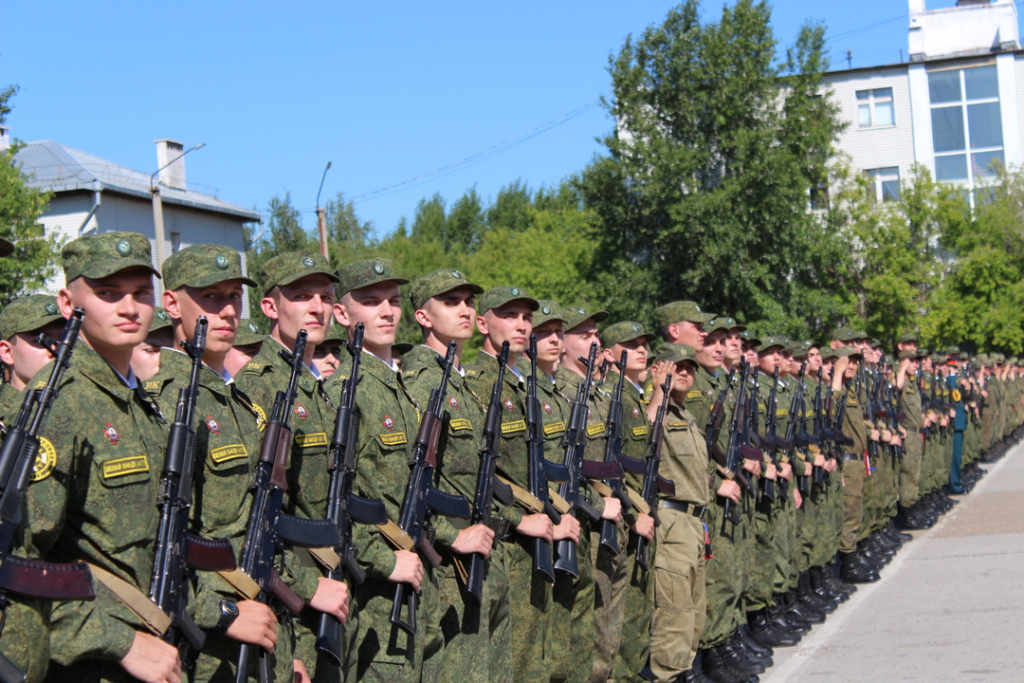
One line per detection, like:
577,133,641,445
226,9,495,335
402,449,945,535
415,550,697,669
928,64,1003,189
809,184,830,211
856,88,895,128
865,167,900,202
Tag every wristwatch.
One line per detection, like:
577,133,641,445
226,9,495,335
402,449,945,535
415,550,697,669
215,600,239,634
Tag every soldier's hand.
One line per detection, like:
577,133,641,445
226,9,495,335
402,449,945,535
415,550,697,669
389,550,424,592
226,600,278,651
717,480,741,503
793,489,803,509
119,632,182,683
632,513,655,540
899,426,908,438
553,514,581,543
310,577,350,622
452,524,496,558
764,463,777,481
778,462,792,480
891,436,902,447
881,429,892,443
824,458,837,473
813,453,826,467
742,458,761,477
294,659,311,683
516,513,555,543
601,496,623,523
870,429,881,441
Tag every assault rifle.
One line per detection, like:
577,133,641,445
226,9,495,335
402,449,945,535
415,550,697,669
786,361,809,493
465,342,515,603
0,309,95,683
596,352,636,553
524,335,568,584
635,374,675,570
707,368,750,493
553,342,621,578
236,331,343,683
151,317,237,668
810,366,828,486
390,342,471,636
316,323,389,667
762,367,783,502
722,358,756,524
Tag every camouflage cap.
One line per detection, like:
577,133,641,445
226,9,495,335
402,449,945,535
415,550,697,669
975,353,990,365
162,243,257,292
533,300,568,328
0,238,13,258
409,268,483,311
831,327,860,342
788,341,809,356
822,345,863,361
600,321,655,348
707,315,745,333
148,307,173,334
393,342,414,356
562,304,610,332
945,345,961,356
897,330,920,343
758,335,786,352
335,257,409,298
653,342,699,366
62,231,161,282
897,349,923,361
869,338,883,348
477,286,539,314
260,250,339,296
740,329,762,347
654,301,716,329
234,320,265,348
0,295,63,340
931,353,946,364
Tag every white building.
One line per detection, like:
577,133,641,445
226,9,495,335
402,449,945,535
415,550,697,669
823,0,1022,206
1,133,260,313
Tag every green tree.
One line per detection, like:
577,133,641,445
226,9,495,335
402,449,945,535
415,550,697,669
576,0,846,336
245,192,316,324
324,191,375,267
1,85,62,306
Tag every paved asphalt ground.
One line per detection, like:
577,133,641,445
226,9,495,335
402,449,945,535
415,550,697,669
761,445,1024,683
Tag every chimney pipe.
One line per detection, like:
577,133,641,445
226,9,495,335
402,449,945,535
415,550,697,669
155,139,187,190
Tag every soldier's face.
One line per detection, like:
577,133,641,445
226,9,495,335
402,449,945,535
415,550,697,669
782,351,794,374
671,361,697,396
697,330,725,368
922,358,933,372
225,343,261,377
606,338,647,377
563,320,601,370
671,320,706,351
335,280,401,353
743,345,759,365
265,275,336,347
131,341,164,382
724,331,743,363
165,280,244,357
806,348,822,372
533,320,564,365
844,358,859,379
822,358,835,381
478,302,533,355
757,346,782,374
0,322,63,391
61,269,155,352
312,342,344,379
416,287,477,344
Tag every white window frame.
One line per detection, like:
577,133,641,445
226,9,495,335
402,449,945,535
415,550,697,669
856,88,895,129
865,167,901,203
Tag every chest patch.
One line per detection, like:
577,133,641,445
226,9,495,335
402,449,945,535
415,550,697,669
32,437,57,482
102,455,149,479
449,395,460,410
295,432,329,448
632,425,649,437
543,421,565,435
504,399,515,412
501,420,526,435
632,407,640,418
687,390,703,399
206,417,220,435
295,404,308,420
379,432,408,446
103,423,119,445
383,414,395,431
449,418,473,432
211,444,248,464
543,402,552,414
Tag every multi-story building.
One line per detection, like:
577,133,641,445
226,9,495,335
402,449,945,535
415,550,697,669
823,0,1022,206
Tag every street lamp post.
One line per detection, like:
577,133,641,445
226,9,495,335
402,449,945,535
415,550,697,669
150,143,205,268
316,161,332,260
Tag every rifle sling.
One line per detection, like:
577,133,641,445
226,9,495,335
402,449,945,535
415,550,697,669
86,563,170,636
377,519,416,552
494,475,545,513
548,487,571,514
307,547,342,573
586,479,650,516
216,568,262,601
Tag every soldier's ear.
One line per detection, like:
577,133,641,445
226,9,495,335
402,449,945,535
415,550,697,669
163,289,182,320
260,295,280,322
414,307,433,330
57,287,74,319
475,313,489,336
0,339,14,367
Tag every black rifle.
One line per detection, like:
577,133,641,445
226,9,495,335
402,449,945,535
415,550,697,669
596,352,635,553
635,374,675,570
722,358,755,524
0,309,95,683
465,342,515,604
761,367,782,502
524,335,569,583
745,368,763,502
810,366,828,486
315,323,389,667
707,369,751,492
150,317,236,667
390,342,471,636
786,362,809,493
553,342,621,578
236,331,343,683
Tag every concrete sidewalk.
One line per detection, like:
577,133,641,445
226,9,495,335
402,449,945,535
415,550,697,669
762,444,1024,683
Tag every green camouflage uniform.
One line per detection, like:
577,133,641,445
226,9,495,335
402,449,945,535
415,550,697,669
899,370,925,507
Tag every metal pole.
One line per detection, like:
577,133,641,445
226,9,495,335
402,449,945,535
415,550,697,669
149,143,205,269
316,162,332,260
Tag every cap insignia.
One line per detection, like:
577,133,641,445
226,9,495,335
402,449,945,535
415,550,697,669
303,257,316,267
215,255,229,270
373,263,385,274
44,303,58,314
115,240,131,256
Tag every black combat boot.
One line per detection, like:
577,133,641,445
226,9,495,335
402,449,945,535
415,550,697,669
731,630,773,669
809,565,846,603
748,609,800,648
715,639,765,676
883,520,913,543
840,551,879,583
783,588,825,625
798,570,837,613
701,647,747,683
737,624,774,658
769,597,811,633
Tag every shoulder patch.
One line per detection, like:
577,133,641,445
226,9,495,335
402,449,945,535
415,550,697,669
32,437,58,482
666,420,689,429
252,403,267,432
144,380,161,391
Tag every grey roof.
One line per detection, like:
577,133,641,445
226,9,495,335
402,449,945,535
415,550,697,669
12,140,261,222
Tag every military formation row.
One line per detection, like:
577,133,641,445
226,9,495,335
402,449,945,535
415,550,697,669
0,232,1020,683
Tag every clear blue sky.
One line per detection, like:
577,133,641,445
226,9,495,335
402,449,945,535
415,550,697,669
2,1,1001,239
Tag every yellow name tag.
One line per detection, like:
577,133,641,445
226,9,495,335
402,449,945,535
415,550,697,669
667,420,689,429
543,421,565,436
776,408,788,417
587,422,605,437
501,420,526,435
210,444,248,464
449,418,473,432
632,425,649,437
102,455,149,479
295,432,328,448
379,432,408,446
687,390,703,399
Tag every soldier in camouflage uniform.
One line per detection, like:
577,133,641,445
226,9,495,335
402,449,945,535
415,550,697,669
233,251,351,683
0,288,66,683
402,268,511,683
646,343,713,683
130,307,174,382
150,244,292,683
554,305,624,683
224,321,264,378
597,321,656,683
